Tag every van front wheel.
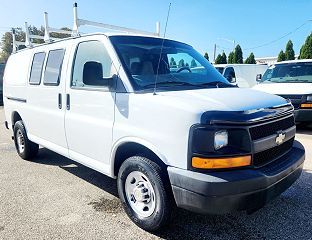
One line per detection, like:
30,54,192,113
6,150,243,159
13,120,39,160
117,156,172,231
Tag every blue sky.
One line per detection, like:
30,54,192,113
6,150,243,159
1,0,312,59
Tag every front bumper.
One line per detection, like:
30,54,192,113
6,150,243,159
168,140,305,214
294,109,312,122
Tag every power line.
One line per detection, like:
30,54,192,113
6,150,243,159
243,20,310,51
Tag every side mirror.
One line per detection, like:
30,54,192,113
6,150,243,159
226,75,236,83
256,74,262,82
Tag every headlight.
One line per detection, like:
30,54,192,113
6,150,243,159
214,130,228,150
307,95,312,102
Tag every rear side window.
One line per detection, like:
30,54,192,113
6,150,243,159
29,52,46,85
43,49,65,86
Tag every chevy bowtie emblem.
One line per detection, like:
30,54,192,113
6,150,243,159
275,131,286,145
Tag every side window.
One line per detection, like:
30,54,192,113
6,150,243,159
72,41,113,89
29,52,46,85
43,49,65,86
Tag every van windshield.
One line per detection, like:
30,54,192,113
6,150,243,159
110,36,231,91
261,62,312,83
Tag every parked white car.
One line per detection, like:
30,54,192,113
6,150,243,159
3,33,305,231
253,59,312,123
214,64,268,88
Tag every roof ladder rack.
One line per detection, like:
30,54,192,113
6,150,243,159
72,2,160,37
12,29,24,53
11,2,160,53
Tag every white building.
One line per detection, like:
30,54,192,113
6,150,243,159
255,55,299,65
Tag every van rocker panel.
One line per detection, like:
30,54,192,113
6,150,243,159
167,140,305,214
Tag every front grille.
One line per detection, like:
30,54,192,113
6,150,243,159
278,95,302,109
253,137,294,167
249,116,295,140
278,95,302,100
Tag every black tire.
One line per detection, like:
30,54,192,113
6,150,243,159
117,156,172,231
13,120,39,160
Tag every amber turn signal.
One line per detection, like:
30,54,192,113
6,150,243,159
192,155,251,169
300,103,312,108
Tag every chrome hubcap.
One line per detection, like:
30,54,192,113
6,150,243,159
16,129,25,154
125,171,156,218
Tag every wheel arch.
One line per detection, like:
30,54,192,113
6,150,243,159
11,111,22,129
111,138,169,177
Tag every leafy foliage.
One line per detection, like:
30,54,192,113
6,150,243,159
214,52,227,64
299,32,312,59
190,59,197,68
285,40,295,60
244,52,256,64
228,51,235,64
204,52,209,61
233,44,243,63
277,50,286,62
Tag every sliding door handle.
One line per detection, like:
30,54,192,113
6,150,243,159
58,93,62,109
66,94,70,110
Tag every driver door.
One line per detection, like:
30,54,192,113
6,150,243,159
64,38,116,175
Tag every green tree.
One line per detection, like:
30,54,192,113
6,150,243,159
190,59,197,68
228,51,235,64
214,54,223,64
204,52,209,61
244,52,256,64
285,40,295,60
170,57,177,68
178,59,185,67
299,32,312,59
221,52,227,64
277,50,286,62
234,44,243,63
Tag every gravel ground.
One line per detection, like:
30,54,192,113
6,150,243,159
0,106,312,240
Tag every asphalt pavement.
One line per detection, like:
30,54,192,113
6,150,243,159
0,106,312,240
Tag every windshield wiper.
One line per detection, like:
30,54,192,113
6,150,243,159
196,81,236,88
142,81,198,89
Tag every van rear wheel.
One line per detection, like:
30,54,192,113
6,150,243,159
13,120,39,160
117,156,172,231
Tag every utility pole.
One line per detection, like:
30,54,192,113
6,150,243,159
213,43,216,62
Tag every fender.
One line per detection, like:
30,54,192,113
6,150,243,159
110,136,169,177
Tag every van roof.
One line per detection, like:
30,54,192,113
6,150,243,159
214,64,267,67
272,59,312,65
13,32,165,54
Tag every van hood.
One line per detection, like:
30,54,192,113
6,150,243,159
158,88,288,112
253,82,312,95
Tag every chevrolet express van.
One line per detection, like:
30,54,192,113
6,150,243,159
3,33,305,231
254,59,312,123
214,64,268,88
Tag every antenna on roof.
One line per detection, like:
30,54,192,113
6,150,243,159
153,3,172,95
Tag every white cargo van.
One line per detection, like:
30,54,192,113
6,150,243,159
254,59,312,123
214,64,268,88
2,5,305,231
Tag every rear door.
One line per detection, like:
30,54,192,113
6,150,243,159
64,37,117,174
